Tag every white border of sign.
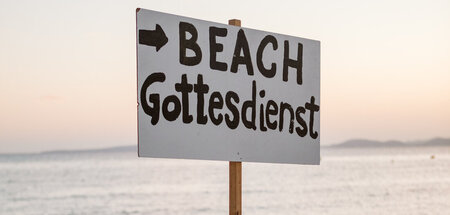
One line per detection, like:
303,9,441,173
137,8,320,165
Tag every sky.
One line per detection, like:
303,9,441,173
0,0,449,153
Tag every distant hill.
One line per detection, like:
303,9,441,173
40,145,136,154
37,137,450,154
330,138,450,148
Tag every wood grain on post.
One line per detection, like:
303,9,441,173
229,19,242,215
229,161,242,215
228,19,241,27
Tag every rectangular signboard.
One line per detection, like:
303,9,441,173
137,8,320,164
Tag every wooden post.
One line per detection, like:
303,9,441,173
228,19,242,215
229,161,242,215
228,19,241,27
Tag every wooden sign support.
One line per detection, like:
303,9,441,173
229,161,242,215
228,19,242,215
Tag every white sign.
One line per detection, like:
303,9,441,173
137,8,320,164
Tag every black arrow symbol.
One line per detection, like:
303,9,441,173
139,24,168,51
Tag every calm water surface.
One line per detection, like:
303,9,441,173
1,147,449,215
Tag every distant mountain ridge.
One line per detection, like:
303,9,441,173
36,138,450,154
330,137,450,148
40,145,136,154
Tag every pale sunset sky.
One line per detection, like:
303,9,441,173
0,0,449,153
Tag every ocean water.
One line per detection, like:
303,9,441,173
1,147,449,215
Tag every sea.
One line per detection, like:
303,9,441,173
1,146,449,215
